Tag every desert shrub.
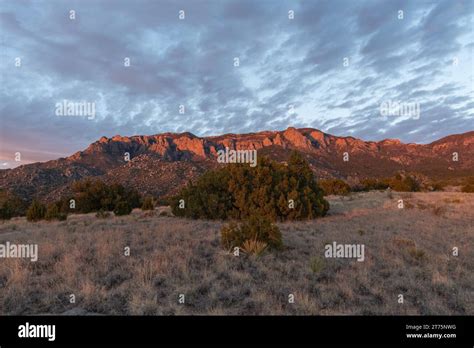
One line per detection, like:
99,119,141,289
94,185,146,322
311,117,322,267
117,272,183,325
0,204,13,220
240,239,268,256
155,197,171,206
431,181,446,191
310,256,325,273
432,205,446,216
0,191,28,220
26,200,46,221
360,178,389,191
141,196,154,210
221,215,282,252
53,197,73,214
171,151,329,221
461,184,474,193
408,247,426,261
71,179,141,213
171,169,233,220
114,201,132,216
45,203,67,221
319,178,351,195
386,173,421,192
95,209,111,218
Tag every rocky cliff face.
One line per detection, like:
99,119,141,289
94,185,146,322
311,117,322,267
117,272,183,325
1,127,473,202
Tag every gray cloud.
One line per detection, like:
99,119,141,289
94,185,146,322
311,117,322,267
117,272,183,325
0,0,472,167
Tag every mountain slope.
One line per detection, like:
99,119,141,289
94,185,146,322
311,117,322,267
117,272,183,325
1,127,473,202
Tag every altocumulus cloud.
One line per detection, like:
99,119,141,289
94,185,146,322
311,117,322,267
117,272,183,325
0,0,473,167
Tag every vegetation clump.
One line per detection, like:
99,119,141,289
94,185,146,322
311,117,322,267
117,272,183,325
319,178,351,196
70,179,141,214
19,180,143,221
141,196,154,210
171,151,329,221
0,191,28,220
45,203,67,221
386,173,421,192
359,178,389,191
114,201,132,216
26,200,46,222
95,209,111,218
221,214,282,254
461,185,474,193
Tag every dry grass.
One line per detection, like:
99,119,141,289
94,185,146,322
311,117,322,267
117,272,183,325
0,191,472,315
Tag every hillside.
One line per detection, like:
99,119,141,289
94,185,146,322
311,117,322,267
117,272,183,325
1,127,473,202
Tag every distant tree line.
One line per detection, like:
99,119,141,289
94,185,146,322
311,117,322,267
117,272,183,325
0,179,153,221
318,173,474,196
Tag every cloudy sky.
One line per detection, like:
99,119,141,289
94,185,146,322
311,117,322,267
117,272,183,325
0,0,473,168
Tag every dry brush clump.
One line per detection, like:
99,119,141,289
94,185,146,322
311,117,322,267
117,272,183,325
461,177,474,193
221,215,283,255
319,179,351,196
141,197,154,211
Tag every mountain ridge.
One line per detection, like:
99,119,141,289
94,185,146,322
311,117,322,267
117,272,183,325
1,127,473,202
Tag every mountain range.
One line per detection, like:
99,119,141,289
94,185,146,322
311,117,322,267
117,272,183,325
1,127,473,202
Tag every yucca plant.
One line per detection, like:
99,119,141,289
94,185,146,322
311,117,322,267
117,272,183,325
240,238,268,256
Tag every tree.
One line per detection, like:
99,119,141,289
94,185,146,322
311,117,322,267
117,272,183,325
0,191,28,220
45,203,67,221
171,151,329,221
114,201,132,216
141,196,154,210
71,179,142,213
26,200,46,222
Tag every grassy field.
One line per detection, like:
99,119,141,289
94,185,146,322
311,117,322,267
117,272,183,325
0,191,472,315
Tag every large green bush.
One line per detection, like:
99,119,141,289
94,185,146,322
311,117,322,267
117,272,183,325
71,179,141,213
221,214,283,252
141,196,154,210
360,178,389,191
0,204,13,220
356,174,421,192
0,191,28,220
26,200,46,222
114,201,132,216
45,203,67,221
387,173,421,192
171,152,329,221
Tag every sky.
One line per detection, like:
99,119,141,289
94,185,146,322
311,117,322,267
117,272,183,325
0,0,473,168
